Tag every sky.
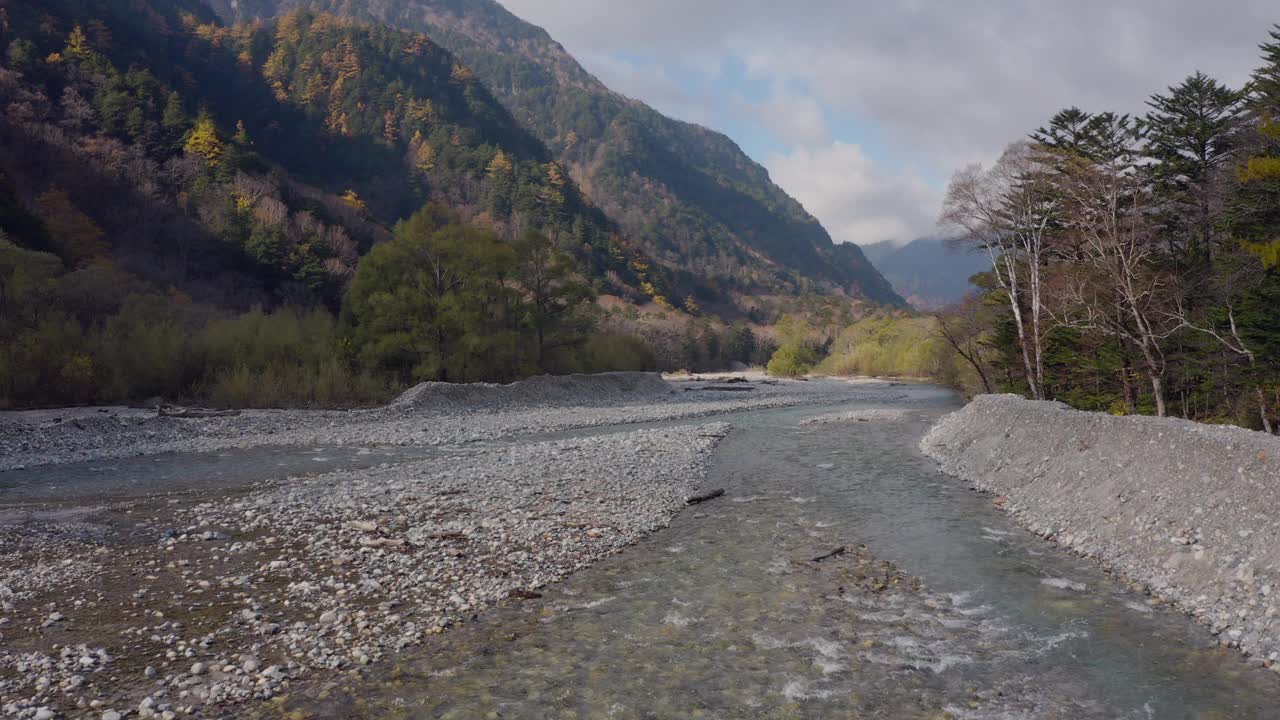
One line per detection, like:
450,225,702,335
498,0,1276,247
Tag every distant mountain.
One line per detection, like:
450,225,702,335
204,0,906,311
857,238,991,309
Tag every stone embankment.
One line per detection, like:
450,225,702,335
922,394,1280,669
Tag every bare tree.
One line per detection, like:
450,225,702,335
1047,143,1182,417
934,294,995,394
941,141,1055,399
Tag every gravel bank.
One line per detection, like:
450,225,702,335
922,394,1280,670
0,373,891,471
0,423,727,719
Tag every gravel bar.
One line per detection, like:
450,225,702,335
0,423,728,719
0,373,895,472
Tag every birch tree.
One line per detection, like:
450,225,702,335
941,141,1055,399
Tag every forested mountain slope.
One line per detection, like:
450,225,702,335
205,0,906,310
0,0,662,310
0,0,678,406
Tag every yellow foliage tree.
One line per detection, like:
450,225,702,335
408,130,435,174
383,110,400,143
546,162,566,187
486,149,514,178
64,25,90,61
340,189,368,215
183,114,224,167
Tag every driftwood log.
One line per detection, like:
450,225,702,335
158,405,242,418
810,546,847,563
686,488,725,505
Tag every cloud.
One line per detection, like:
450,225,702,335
766,141,941,246
499,0,1279,243
734,85,831,148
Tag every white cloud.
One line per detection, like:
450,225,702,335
734,84,831,148
766,142,942,246
499,0,1278,244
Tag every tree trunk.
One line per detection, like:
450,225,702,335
1120,355,1137,415
1009,301,1040,400
1257,386,1273,435
1149,374,1166,418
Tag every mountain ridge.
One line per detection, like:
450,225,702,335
204,0,906,310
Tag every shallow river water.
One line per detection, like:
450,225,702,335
6,385,1278,718
273,385,1279,719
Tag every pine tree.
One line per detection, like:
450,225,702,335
1143,72,1244,260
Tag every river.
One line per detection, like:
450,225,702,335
236,384,1278,719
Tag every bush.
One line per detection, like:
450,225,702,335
575,334,658,373
766,342,819,377
816,316,950,378
195,307,398,408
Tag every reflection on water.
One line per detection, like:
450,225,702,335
271,386,1280,719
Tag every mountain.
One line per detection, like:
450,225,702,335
203,0,905,311
0,0,667,310
858,238,991,309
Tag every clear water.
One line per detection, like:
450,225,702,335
5,385,1277,717
282,386,1280,718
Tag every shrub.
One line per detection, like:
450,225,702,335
767,342,819,378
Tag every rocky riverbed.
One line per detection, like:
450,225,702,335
0,373,909,719
922,394,1280,672
0,373,892,472
0,423,728,719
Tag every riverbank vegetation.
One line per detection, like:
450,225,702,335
794,27,1280,432
931,29,1280,431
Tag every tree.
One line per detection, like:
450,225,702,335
725,323,757,365
344,204,518,382
941,142,1056,399
935,295,996,394
1046,117,1183,417
161,92,189,151
766,316,821,378
184,113,224,167
1143,72,1244,264
513,231,594,371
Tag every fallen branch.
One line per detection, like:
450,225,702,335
686,488,725,505
810,546,846,563
158,405,242,418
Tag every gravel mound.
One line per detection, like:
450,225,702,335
386,372,674,414
922,394,1280,670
